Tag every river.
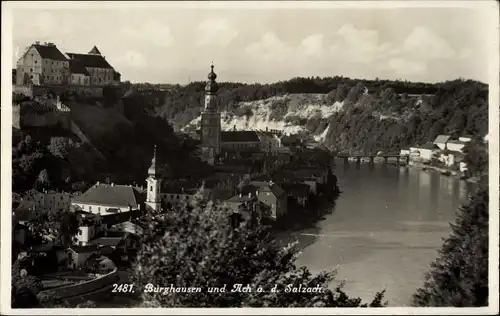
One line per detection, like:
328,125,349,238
283,160,475,307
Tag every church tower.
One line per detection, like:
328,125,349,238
145,145,162,212
200,64,221,165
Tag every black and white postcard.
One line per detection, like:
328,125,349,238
1,1,498,315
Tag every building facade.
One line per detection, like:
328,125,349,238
16,42,120,86
16,42,70,85
71,183,143,216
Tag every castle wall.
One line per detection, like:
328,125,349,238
12,104,21,129
13,85,34,98
32,85,104,98
20,110,72,130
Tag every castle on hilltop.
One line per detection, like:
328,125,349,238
15,41,121,87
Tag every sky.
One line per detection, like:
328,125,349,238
9,1,495,84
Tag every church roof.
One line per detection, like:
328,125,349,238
221,131,260,143
66,52,113,69
72,183,143,208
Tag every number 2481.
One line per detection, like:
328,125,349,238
112,283,134,293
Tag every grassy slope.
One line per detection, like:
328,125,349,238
66,102,132,142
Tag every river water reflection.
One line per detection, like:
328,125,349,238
280,161,475,306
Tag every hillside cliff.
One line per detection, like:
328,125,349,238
158,78,488,154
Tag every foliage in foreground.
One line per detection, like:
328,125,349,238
412,187,489,307
131,190,387,307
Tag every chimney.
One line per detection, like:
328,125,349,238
97,181,100,185
233,125,237,131
266,127,268,132
248,192,252,198
111,183,115,187
239,193,242,198
35,41,40,45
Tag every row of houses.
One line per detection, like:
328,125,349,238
401,134,475,172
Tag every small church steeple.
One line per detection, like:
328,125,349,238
145,145,162,212
148,145,158,177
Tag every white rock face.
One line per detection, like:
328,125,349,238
182,94,344,138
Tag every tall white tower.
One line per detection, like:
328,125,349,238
200,64,221,165
145,145,162,212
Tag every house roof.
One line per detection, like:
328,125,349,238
249,181,286,197
68,244,100,254
221,131,260,143
88,237,123,247
415,142,440,150
66,52,113,69
433,135,451,144
69,60,90,75
32,44,68,61
72,183,143,208
447,139,466,145
101,210,141,226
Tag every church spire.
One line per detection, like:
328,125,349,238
205,63,218,95
148,145,157,176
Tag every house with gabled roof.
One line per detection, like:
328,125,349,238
409,142,441,162
66,244,101,269
433,135,451,150
72,182,144,216
15,41,70,85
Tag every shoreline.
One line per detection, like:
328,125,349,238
333,158,478,184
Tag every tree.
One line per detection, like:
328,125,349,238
131,190,386,307
47,137,76,160
34,169,51,191
26,208,80,248
412,187,489,307
11,260,42,308
463,139,488,178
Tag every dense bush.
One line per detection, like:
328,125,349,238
412,187,489,307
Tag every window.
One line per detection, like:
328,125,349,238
34,60,38,64
78,230,82,235
30,75,33,79
52,76,54,80
30,68,33,72
89,206,92,212
150,186,153,192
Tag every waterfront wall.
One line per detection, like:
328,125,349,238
37,268,118,302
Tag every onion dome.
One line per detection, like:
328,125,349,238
205,64,219,94
148,145,157,176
